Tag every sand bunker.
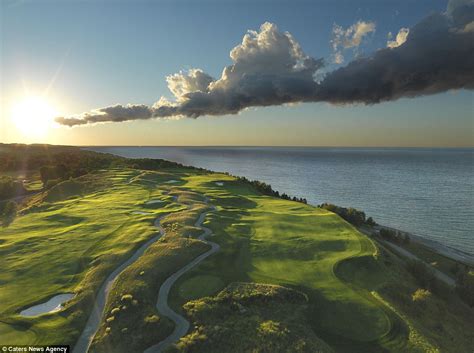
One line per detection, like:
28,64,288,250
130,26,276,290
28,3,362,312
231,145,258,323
146,199,165,205
20,293,74,317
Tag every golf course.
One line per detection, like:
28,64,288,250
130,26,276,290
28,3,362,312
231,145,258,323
0,145,473,353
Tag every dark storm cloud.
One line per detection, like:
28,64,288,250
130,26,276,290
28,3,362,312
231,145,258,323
318,1,474,104
56,0,474,127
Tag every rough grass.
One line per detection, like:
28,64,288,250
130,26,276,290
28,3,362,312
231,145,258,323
2,166,473,353
171,174,392,348
170,282,334,353
89,238,210,353
169,173,474,352
89,189,212,353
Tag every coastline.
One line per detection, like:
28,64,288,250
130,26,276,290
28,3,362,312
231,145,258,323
373,224,474,267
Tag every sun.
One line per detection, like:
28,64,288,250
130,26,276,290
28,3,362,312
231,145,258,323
11,96,57,137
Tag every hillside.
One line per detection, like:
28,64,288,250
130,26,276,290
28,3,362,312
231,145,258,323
0,145,472,353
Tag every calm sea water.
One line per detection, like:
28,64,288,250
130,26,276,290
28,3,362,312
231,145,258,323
89,147,474,255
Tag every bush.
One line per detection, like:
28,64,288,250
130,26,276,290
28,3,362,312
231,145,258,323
318,203,373,227
0,176,26,199
0,200,17,226
412,288,432,303
144,315,160,324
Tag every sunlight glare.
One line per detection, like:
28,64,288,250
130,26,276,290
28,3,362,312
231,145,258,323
11,96,57,137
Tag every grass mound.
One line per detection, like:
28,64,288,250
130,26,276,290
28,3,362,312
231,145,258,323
170,282,334,353
89,238,210,353
43,180,85,202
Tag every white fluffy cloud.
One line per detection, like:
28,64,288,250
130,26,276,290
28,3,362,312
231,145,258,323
331,21,376,63
166,69,214,102
387,27,409,48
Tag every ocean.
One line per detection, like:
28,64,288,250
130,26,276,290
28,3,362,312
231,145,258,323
88,147,474,256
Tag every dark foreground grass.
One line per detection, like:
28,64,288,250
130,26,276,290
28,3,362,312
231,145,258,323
169,282,334,353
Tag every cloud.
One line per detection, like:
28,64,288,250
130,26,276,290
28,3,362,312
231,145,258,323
166,69,214,102
58,22,324,125
56,0,474,127
387,27,409,48
318,0,474,104
55,104,155,127
331,21,376,63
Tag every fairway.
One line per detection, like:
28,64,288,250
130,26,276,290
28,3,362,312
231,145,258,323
1,166,472,353
168,173,399,350
0,168,186,344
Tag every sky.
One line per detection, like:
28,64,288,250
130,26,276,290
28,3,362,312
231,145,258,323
1,0,473,147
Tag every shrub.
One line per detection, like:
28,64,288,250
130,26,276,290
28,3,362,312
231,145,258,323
412,288,432,303
144,315,160,324
121,294,133,302
0,200,17,226
0,176,26,199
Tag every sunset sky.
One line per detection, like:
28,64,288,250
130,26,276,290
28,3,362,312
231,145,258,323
1,0,473,147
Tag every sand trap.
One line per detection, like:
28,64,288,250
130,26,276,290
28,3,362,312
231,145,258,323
216,182,224,186
164,180,179,184
146,199,165,205
132,211,153,215
20,293,74,317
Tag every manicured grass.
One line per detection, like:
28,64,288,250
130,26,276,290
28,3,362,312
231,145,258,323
0,168,185,345
169,173,395,350
169,172,474,352
2,165,473,353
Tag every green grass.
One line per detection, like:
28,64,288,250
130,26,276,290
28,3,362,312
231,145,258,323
168,173,396,351
89,187,213,353
0,168,185,344
170,282,334,353
1,165,473,352
398,240,472,277
167,172,474,352
89,237,210,353
178,275,225,301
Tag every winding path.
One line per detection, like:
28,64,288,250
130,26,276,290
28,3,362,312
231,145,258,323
144,199,219,353
72,189,219,353
73,214,168,353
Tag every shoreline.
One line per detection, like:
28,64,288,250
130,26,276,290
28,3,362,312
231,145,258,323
373,224,474,267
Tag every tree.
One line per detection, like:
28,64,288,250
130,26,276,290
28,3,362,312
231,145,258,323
1,200,17,226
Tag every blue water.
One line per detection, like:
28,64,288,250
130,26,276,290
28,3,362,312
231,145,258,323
89,147,474,255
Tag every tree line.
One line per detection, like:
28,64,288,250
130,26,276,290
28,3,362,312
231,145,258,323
234,175,308,204
317,203,376,227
